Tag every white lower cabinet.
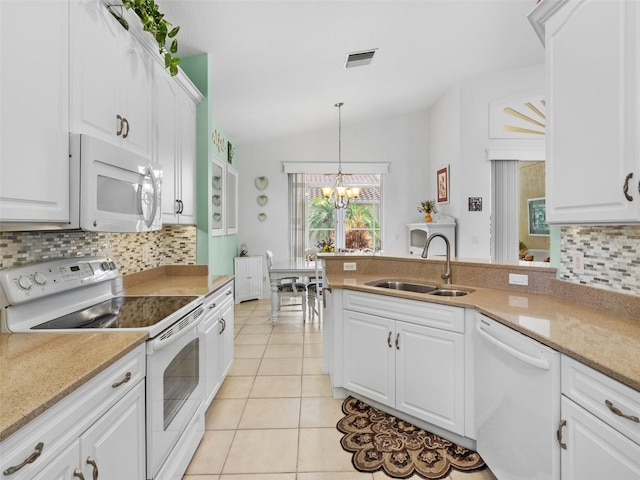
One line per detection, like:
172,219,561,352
234,256,263,303
201,281,235,409
0,345,146,480
559,355,640,480
341,290,465,435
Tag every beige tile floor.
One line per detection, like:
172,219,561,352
183,298,496,480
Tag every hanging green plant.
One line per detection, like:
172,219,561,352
110,0,181,76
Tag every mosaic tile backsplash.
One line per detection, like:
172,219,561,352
560,225,640,295
0,225,197,275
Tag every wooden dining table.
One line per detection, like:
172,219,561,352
267,260,320,325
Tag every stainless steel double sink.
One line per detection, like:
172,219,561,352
365,279,473,297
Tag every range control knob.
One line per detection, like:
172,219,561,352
17,275,33,290
33,272,47,286
101,261,110,271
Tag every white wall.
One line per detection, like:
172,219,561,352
237,111,430,261
429,63,545,258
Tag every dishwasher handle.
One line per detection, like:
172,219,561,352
477,322,550,371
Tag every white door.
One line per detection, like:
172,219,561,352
560,396,640,480
343,310,395,408
396,321,465,435
79,382,146,480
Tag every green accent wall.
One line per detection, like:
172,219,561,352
181,54,239,275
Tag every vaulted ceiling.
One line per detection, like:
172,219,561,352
157,0,545,144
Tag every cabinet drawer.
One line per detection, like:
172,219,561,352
0,344,145,478
562,355,640,445
344,290,464,333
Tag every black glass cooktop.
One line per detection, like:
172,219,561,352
32,296,199,330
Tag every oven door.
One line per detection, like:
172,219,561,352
146,316,204,478
75,134,161,232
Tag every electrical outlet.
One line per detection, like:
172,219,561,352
343,262,357,271
573,252,584,273
508,273,529,286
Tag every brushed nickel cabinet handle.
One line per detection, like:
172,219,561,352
219,318,226,334
623,172,633,201
605,400,640,423
116,114,123,136
122,117,130,138
111,371,131,388
3,442,44,475
86,456,99,480
387,331,392,348
395,333,400,350
73,469,85,480
556,419,567,449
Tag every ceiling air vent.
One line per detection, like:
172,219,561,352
345,49,377,68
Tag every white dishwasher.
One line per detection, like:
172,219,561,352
474,314,561,480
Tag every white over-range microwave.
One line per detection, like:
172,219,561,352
70,134,162,232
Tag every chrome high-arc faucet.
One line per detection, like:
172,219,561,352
421,233,451,285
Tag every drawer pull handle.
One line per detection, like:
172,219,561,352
73,469,85,480
395,333,400,350
623,172,633,201
556,419,567,449
112,371,132,388
87,457,99,480
387,331,392,348
605,400,640,423
3,442,44,475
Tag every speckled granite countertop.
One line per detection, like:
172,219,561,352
0,331,147,441
326,270,640,393
0,265,233,443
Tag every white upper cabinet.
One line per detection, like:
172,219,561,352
534,0,640,224
0,0,71,226
155,65,200,225
70,0,153,158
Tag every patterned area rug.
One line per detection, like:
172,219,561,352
337,397,486,479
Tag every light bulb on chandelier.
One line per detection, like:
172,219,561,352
322,102,361,209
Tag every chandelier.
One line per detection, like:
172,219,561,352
322,102,360,209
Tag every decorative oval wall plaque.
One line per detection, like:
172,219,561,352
212,176,221,190
212,195,221,206
257,195,268,206
258,212,267,222
255,176,269,191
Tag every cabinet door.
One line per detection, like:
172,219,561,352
561,396,640,480
219,298,235,378
155,68,180,223
70,0,121,144
248,257,263,299
343,310,395,408
177,90,197,224
30,440,80,480
0,0,70,224
395,321,465,435
204,316,222,406
234,258,249,302
118,31,152,157
79,381,146,480
545,0,640,223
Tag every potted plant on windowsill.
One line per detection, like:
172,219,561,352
418,200,437,223
108,0,181,76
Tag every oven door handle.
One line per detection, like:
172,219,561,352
149,311,202,353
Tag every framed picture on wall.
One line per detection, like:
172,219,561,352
528,197,549,236
436,165,449,204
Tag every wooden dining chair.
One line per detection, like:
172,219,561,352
265,250,308,318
